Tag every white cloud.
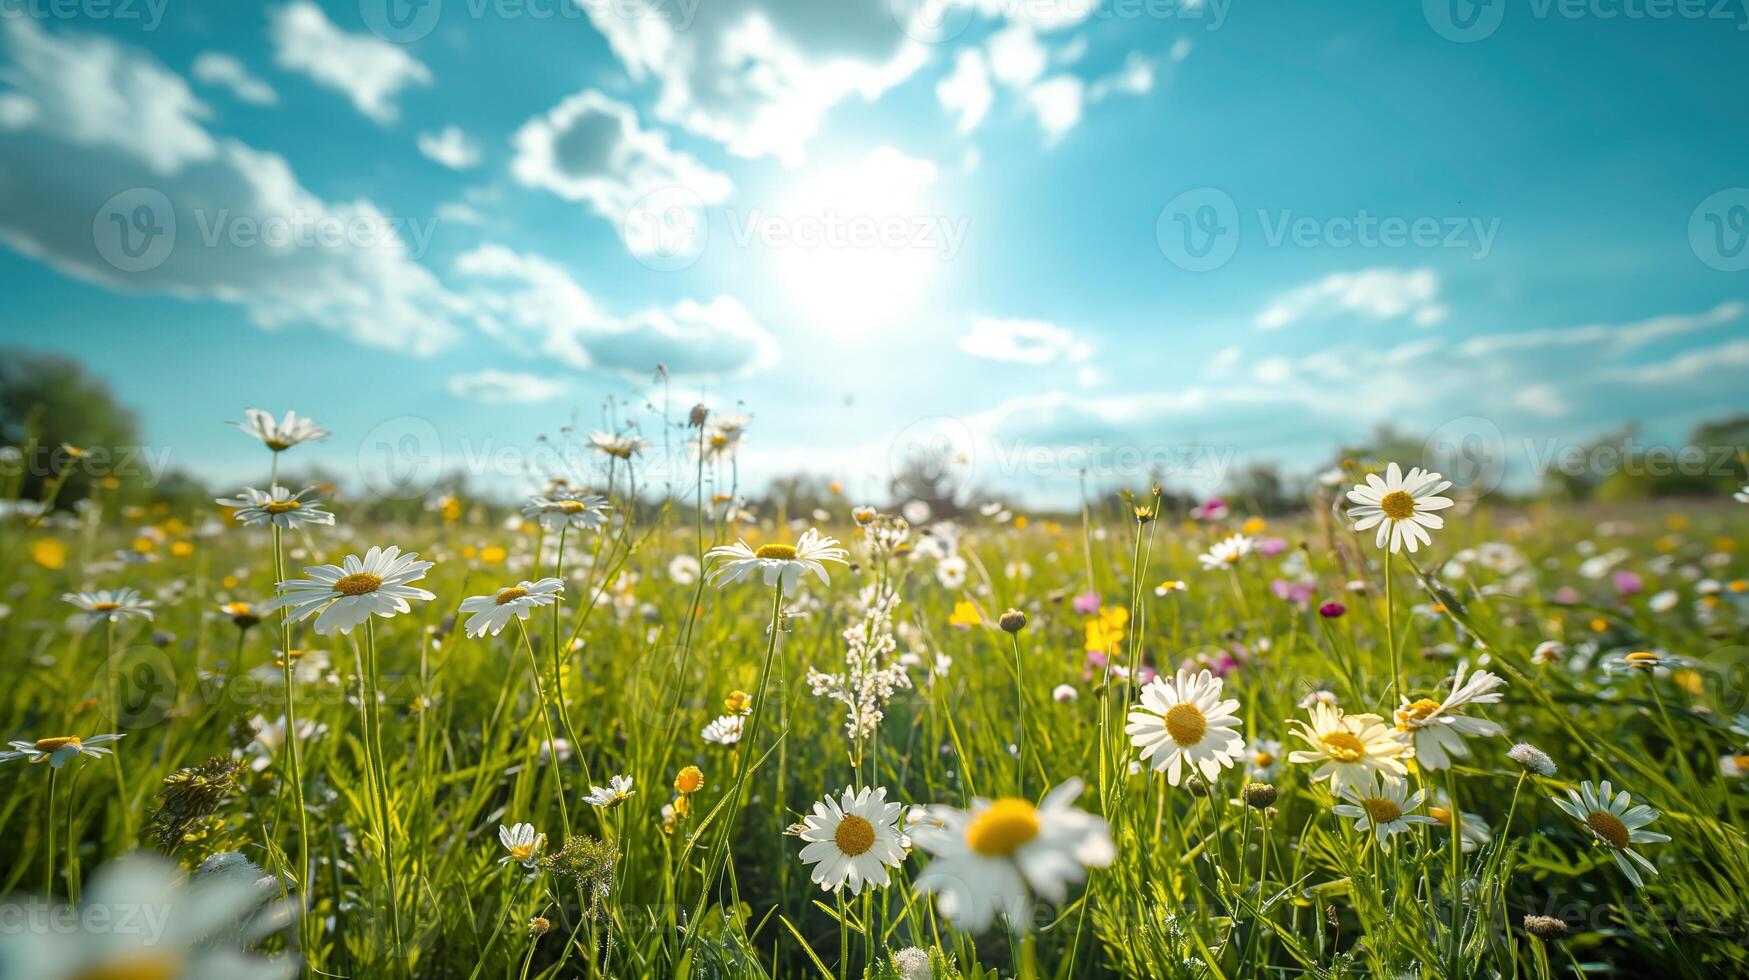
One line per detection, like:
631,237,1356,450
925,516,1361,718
987,23,1047,88
1609,336,1749,385
454,244,779,380
510,90,731,258
0,20,460,356
1207,345,1241,376
447,369,570,403
936,49,992,135
191,52,277,105
1025,75,1084,145
268,2,431,124
959,316,1091,365
575,0,928,163
417,125,481,169
1089,52,1154,101
1457,300,1743,358
1256,267,1447,329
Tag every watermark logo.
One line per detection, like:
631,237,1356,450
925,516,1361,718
624,186,709,272
891,0,975,43
361,0,443,42
357,416,444,500
1690,188,1749,272
889,416,976,505
1423,0,1505,41
93,188,175,273
1422,415,1508,496
1156,187,1239,272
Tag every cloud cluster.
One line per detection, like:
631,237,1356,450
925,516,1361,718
268,2,431,124
1256,267,1447,330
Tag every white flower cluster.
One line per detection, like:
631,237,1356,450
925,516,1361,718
807,582,911,740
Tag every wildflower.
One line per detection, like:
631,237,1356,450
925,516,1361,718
498,823,546,869
238,408,327,451
948,600,983,629
63,588,155,624
852,506,877,525
1318,601,1346,618
584,775,636,808
668,554,701,584
1288,703,1408,792
1331,773,1435,847
1245,737,1282,779
215,486,336,529
1720,753,1749,778
1084,606,1127,653
1125,668,1246,786
702,714,744,745
1197,533,1253,570
892,947,931,980
146,756,244,851
458,578,564,638
911,778,1115,933
808,583,910,740
1345,462,1454,553
795,786,908,894
674,766,704,794
998,608,1027,633
1242,783,1277,809
936,555,968,588
1550,780,1669,887
1605,650,1681,673
218,601,261,630
1523,915,1568,939
1052,684,1078,702
241,714,325,772
1736,484,1749,504
1071,591,1101,615
1428,795,1492,853
522,491,611,533
1190,498,1227,520
262,545,436,635
1531,641,1566,665
1154,580,1187,597
1,733,125,767
706,528,847,590
1507,742,1557,777
544,835,619,906
1393,661,1505,770
528,916,551,936
589,431,648,459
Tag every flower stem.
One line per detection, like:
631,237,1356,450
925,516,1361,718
272,524,314,966
517,618,572,838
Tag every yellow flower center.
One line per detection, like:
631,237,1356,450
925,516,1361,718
1586,809,1630,849
262,500,302,513
674,766,704,794
90,602,120,612
1396,698,1442,730
1321,730,1368,763
1253,751,1275,768
1164,703,1207,746
510,842,536,862
755,543,797,560
834,814,876,856
1624,651,1660,669
1360,796,1403,824
69,952,182,980
34,736,80,752
1379,490,1416,520
1428,806,1453,828
331,573,383,596
556,499,588,512
496,587,530,605
1733,755,1749,772
265,438,293,451
966,798,1041,857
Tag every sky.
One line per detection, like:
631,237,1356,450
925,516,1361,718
0,0,1745,507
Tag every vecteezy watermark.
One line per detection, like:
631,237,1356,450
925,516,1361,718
624,186,710,273
1425,0,1749,42
0,898,172,943
1156,187,1501,271
1690,188,1749,272
891,0,1229,43
0,443,175,487
191,208,440,261
360,0,699,43
723,208,971,259
0,0,169,29
93,188,176,274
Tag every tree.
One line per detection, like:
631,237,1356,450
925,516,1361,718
0,348,141,506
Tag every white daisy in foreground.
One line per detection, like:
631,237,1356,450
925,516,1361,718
458,578,564,638
1393,661,1506,770
589,431,649,460
262,545,436,636
1,733,124,768
1125,668,1245,786
795,785,907,895
706,528,848,591
498,822,546,869
1550,779,1670,887
584,775,636,808
0,853,296,980
701,714,744,745
1197,533,1254,570
62,588,155,623
1288,703,1409,792
911,778,1115,933
215,486,336,529
522,491,611,533
239,408,327,452
1345,462,1454,553
1331,773,1435,847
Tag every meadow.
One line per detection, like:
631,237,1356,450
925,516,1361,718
1,409,1747,979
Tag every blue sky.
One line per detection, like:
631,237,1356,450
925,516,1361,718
0,0,1745,505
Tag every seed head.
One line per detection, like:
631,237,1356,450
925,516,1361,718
1523,915,1568,940
1243,783,1278,809
998,609,1027,633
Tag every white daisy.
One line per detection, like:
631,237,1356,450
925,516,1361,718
1550,780,1670,887
457,578,564,638
241,715,326,772
701,714,744,745
668,554,701,584
911,778,1115,933
1,733,125,768
1345,462,1454,554
706,528,848,591
1429,793,1493,853
1197,533,1254,570
584,775,636,808
522,492,611,533
238,408,327,452
261,545,436,636
215,486,336,529
1736,484,1749,504
1720,753,1749,779
589,431,649,460
62,588,154,623
936,555,968,589
1245,737,1283,779
795,786,908,895
1287,703,1409,792
1331,773,1436,847
1125,668,1246,786
498,823,546,869
1393,661,1505,770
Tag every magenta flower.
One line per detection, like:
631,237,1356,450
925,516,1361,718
1272,579,1315,604
1553,586,1581,605
1190,498,1228,521
1256,537,1288,557
1318,601,1347,618
1612,570,1644,597
1072,591,1102,615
